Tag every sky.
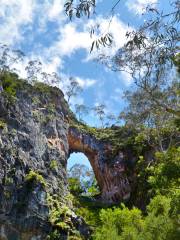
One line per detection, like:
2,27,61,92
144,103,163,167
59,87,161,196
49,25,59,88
0,0,171,168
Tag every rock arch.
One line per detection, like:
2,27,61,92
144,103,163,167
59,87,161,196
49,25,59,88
68,126,131,203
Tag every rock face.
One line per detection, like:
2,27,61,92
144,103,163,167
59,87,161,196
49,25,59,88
0,82,70,239
0,77,135,239
68,127,131,203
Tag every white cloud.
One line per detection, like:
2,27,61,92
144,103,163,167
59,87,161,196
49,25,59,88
42,14,132,66
0,0,35,44
76,77,96,88
0,0,134,96
59,74,96,93
0,0,67,45
46,22,92,57
39,56,63,74
36,0,66,32
120,71,133,86
126,0,158,14
48,0,65,21
0,0,132,79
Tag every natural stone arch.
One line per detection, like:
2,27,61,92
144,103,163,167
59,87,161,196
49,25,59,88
68,126,131,203
68,127,100,192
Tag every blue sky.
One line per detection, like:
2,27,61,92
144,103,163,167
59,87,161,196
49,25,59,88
0,0,171,168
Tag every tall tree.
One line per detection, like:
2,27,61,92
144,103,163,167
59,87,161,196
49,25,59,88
93,104,106,128
65,1,180,116
75,103,89,122
41,71,61,86
100,1,180,116
0,44,24,74
66,77,82,103
25,60,42,83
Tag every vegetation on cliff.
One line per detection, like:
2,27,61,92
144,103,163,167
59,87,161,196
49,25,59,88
66,145,179,240
0,64,179,240
0,1,179,239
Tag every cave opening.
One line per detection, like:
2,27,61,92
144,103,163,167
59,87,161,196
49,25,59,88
67,152,100,197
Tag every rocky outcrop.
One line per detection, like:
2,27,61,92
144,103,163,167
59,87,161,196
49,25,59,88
68,127,131,203
0,75,136,239
0,81,71,239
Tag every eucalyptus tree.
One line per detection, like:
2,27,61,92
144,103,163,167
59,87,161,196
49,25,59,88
64,1,180,117
98,2,180,117
0,44,24,74
120,80,179,152
0,44,25,92
93,104,106,128
105,113,117,127
41,71,61,86
25,60,42,84
75,103,89,122
66,77,82,103
64,0,96,20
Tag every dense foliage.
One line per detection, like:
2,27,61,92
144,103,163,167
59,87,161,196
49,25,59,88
93,194,179,240
68,146,179,240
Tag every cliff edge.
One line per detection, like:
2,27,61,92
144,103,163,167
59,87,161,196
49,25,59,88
0,72,144,239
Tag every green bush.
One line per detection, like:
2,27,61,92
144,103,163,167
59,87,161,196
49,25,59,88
50,160,58,170
25,170,46,187
93,195,176,240
0,119,7,129
68,177,84,196
148,147,180,196
1,71,27,98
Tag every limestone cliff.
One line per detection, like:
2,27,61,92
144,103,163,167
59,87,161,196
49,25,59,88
0,72,142,239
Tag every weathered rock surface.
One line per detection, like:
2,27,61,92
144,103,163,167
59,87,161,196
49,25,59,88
0,78,137,239
68,127,132,203
0,82,71,239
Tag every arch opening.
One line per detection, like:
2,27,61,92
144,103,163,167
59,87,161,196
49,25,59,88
67,152,100,197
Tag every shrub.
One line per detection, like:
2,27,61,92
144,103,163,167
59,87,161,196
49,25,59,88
50,160,58,170
25,170,46,187
0,119,7,129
